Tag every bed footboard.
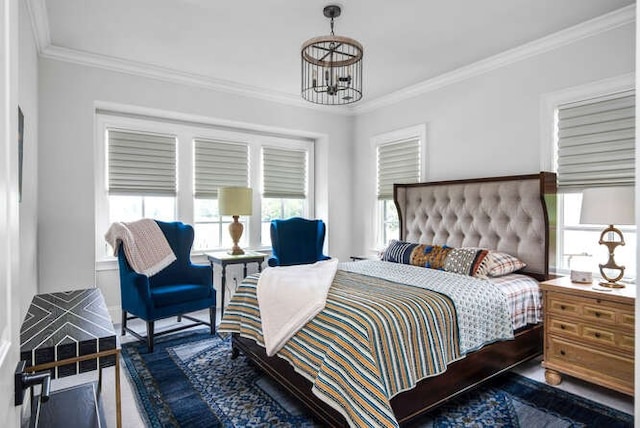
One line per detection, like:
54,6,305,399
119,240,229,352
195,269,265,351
233,324,543,426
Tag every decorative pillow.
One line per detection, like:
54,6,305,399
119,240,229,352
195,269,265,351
410,245,452,270
485,251,526,277
444,248,490,277
380,240,419,264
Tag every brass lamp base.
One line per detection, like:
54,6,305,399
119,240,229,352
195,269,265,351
597,224,626,289
598,281,625,289
228,216,245,255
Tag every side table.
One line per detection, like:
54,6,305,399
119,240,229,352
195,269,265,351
206,251,267,319
20,288,121,428
540,276,635,395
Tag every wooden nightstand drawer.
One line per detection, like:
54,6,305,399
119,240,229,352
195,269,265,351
582,304,615,324
621,312,635,329
547,335,634,389
547,292,631,328
621,333,635,351
547,296,580,317
581,325,615,346
548,319,579,337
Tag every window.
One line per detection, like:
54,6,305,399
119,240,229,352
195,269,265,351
95,112,314,261
373,125,426,248
553,89,636,278
107,129,177,225
261,147,308,246
193,139,249,251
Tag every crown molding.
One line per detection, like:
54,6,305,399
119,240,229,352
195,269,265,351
25,0,51,52
27,3,633,117
352,4,636,115
40,45,357,114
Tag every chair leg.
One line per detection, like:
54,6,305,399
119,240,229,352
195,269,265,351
209,307,216,335
147,321,154,352
121,310,127,336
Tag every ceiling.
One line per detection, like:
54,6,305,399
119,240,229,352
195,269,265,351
33,0,635,108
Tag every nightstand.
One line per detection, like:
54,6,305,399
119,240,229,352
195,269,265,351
540,276,635,395
206,251,267,319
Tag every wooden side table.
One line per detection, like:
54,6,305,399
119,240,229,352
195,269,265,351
20,288,121,427
206,251,267,319
540,276,635,395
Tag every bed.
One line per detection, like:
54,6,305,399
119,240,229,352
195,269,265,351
220,172,557,427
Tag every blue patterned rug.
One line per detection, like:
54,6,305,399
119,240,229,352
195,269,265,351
121,329,632,427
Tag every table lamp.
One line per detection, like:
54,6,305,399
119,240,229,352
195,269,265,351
218,187,253,255
580,187,635,288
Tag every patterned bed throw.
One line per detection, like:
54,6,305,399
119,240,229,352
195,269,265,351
220,270,461,428
341,260,514,353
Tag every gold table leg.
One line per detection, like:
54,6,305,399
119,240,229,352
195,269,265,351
115,350,122,428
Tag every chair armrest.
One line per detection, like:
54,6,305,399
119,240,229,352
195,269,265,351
119,266,153,311
117,247,153,311
268,256,280,267
185,263,213,287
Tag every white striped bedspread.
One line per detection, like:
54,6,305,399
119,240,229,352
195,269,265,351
220,262,540,427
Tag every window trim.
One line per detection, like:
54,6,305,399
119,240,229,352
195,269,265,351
540,73,635,272
371,124,427,248
95,107,315,267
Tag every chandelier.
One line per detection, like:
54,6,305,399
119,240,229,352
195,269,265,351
301,5,363,105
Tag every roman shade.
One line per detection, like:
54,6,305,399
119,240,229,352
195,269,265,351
557,90,635,190
194,139,249,198
377,138,420,200
108,129,176,196
262,147,307,199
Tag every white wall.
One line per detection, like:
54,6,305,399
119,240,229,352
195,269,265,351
353,23,635,255
19,0,39,315
37,59,353,314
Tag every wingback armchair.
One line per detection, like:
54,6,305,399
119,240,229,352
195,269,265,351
268,217,330,267
118,220,215,352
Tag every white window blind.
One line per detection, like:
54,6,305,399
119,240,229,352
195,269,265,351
557,90,635,190
108,129,176,195
263,147,307,199
194,139,249,198
377,138,420,199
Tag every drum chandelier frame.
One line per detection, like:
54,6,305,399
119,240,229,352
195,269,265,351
301,5,363,105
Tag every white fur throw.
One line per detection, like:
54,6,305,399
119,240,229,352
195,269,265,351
257,258,338,356
104,219,176,277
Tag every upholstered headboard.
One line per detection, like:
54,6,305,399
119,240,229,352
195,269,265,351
394,172,556,279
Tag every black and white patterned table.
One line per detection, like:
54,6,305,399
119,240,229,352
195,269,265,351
20,288,122,427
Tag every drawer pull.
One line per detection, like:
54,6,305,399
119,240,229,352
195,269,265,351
560,350,566,356
595,312,601,318
594,332,601,338
560,324,565,330
560,305,566,310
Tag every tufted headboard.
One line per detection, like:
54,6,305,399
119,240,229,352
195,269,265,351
394,172,556,280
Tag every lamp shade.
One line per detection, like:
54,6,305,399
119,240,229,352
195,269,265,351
218,187,252,216
580,187,635,226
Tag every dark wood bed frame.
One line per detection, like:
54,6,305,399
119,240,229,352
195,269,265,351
232,172,557,426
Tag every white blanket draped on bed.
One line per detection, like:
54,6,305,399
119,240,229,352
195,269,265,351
257,258,338,356
104,219,176,277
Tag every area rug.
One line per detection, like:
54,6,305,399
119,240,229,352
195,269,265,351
121,329,633,427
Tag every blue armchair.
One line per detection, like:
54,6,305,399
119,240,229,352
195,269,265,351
118,221,215,352
268,217,330,267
